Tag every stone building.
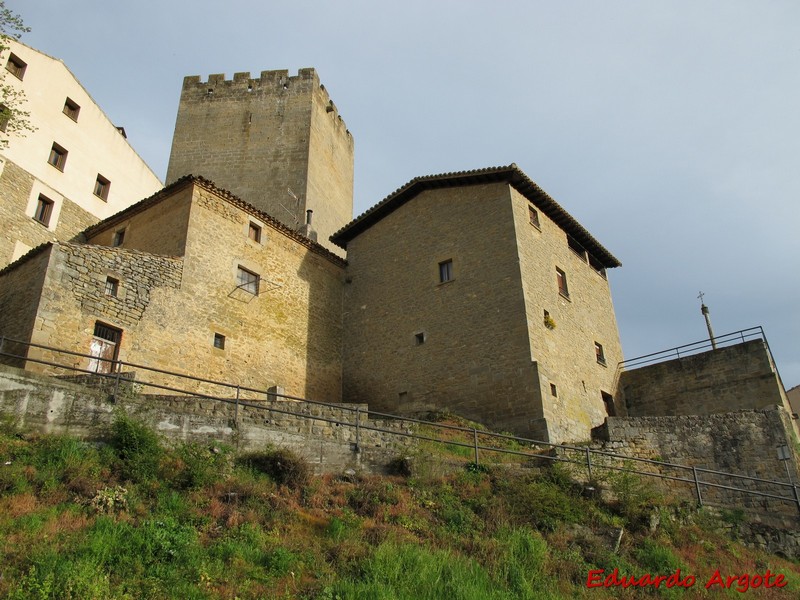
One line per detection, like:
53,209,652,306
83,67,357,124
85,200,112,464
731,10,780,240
0,40,163,269
788,385,800,419
166,69,353,257
332,165,623,442
0,176,345,402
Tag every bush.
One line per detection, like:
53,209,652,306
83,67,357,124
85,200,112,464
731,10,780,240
110,415,163,482
238,447,310,489
173,443,230,489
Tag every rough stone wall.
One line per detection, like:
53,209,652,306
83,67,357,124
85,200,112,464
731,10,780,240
84,185,193,257
510,187,622,442
166,69,353,256
0,365,412,474
0,245,51,365
593,407,800,519
0,158,97,268
342,182,541,437
14,182,346,404
618,341,795,428
163,183,345,401
19,242,183,372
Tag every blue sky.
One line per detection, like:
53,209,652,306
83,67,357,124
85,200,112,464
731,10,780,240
9,0,800,388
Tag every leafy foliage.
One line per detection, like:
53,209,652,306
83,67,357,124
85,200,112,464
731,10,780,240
0,425,798,599
0,1,34,147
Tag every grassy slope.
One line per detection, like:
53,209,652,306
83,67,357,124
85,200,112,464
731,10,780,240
0,416,798,599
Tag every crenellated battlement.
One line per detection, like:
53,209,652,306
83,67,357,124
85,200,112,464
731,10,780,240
180,68,350,136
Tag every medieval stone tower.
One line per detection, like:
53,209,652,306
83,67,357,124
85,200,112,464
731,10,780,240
166,68,354,255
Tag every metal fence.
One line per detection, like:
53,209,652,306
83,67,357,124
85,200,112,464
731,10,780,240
1,334,798,516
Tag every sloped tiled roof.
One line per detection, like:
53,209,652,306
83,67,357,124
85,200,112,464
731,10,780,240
331,164,621,268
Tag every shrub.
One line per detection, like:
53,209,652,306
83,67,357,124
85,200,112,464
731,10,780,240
238,447,310,489
110,414,163,482
173,443,230,489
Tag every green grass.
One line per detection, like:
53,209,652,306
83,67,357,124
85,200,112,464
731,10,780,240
0,418,798,599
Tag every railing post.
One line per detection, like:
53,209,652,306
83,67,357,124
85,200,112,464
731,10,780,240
234,385,240,426
585,447,593,481
355,406,361,453
693,467,703,507
793,483,800,517
112,366,122,403
473,428,479,466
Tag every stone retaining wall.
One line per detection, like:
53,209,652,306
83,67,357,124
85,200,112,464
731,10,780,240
0,365,412,474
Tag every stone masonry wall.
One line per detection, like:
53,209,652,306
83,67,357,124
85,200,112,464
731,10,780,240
510,187,622,442
22,242,183,373
166,69,353,256
618,341,797,438
343,182,541,438
593,407,800,521
0,245,51,365
0,158,97,268
15,181,346,405
0,365,412,474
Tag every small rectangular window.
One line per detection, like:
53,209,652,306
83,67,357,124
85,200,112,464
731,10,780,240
94,174,110,200
595,342,606,365
63,97,81,121
567,235,588,262
248,222,262,242
104,277,119,297
0,103,9,132
112,229,125,247
236,266,259,295
6,53,26,79
34,194,54,227
48,143,68,171
439,259,453,283
556,267,569,298
528,204,540,228
414,332,426,345
213,333,226,349
550,383,558,397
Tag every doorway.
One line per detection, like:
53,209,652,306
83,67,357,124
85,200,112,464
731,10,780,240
88,322,122,373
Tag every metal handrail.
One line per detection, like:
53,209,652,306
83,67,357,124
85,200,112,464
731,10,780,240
0,334,797,516
617,326,767,370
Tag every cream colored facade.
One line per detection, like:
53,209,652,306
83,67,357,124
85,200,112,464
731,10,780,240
0,40,162,267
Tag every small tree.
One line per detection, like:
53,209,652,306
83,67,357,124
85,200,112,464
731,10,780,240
0,1,34,148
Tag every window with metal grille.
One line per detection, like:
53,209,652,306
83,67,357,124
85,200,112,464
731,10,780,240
94,322,121,343
213,333,226,349
236,266,259,295
34,195,54,226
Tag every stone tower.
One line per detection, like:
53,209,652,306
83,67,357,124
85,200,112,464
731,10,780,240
166,68,354,255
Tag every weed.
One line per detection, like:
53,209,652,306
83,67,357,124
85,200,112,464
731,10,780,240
238,447,310,489
110,414,163,482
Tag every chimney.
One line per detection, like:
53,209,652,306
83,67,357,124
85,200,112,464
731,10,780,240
298,209,317,242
